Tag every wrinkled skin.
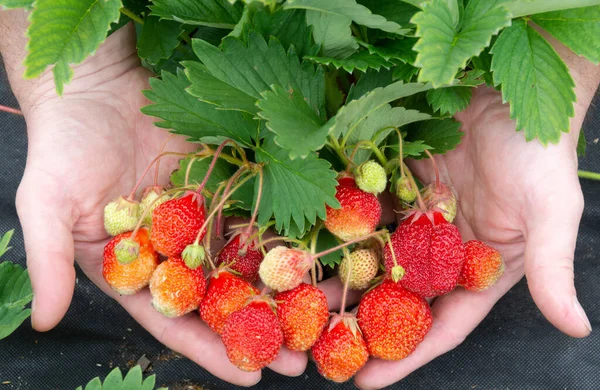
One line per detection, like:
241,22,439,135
3,11,598,389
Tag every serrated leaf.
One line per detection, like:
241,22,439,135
141,375,156,390
357,0,421,27
505,0,600,19
347,105,431,164
257,85,327,159
76,366,161,390
325,71,345,117
347,68,394,103
137,15,183,64
393,61,419,82
122,366,143,388
255,139,339,236
150,0,243,29
532,7,600,64
101,366,124,388
306,10,358,59
426,86,472,115
188,33,325,118
285,0,409,34
0,261,33,340
491,19,576,144
405,119,464,157
307,50,393,73
577,130,587,157
83,378,102,390
358,38,418,64
403,140,434,157
23,0,122,95
0,230,14,258
327,81,432,139
141,69,255,146
252,8,319,57
0,0,32,8
411,0,511,87
315,229,343,268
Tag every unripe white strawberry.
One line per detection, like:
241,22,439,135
104,196,140,236
422,182,457,223
355,161,387,196
259,246,313,292
396,176,417,203
140,186,169,227
339,249,379,290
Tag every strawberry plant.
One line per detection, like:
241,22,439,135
4,0,599,384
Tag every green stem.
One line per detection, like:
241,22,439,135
119,7,144,24
579,170,600,181
506,0,600,18
329,136,351,167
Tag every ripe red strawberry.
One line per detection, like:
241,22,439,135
149,257,206,317
215,233,264,283
275,283,329,352
150,193,206,257
311,314,369,383
324,177,382,242
259,246,313,292
221,298,283,372
459,240,505,291
200,268,259,334
357,280,432,360
384,211,465,297
103,228,159,295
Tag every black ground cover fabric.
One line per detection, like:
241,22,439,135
0,61,599,389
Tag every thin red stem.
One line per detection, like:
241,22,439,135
403,161,427,211
386,234,399,268
0,104,22,116
154,135,176,186
423,149,441,191
339,247,352,316
196,140,235,195
215,166,248,234
241,166,263,247
392,127,407,178
312,230,387,260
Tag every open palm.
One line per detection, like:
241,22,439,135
15,26,306,387
354,86,590,389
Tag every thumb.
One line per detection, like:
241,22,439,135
16,171,76,332
524,190,591,338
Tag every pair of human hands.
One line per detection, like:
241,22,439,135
12,24,594,389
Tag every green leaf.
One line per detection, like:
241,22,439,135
0,230,14,258
315,229,343,268
532,7,600,64
411,0,511,87
347,105,431,164
23,0,122,95
491,19,576,144
326,81,432,139
403,140,434,157
405,119,464,157
141,70,255,146
257,85,327,159
150,0,243,29
325,71,345,117
137,15,183,64
306,9,358,59
122,366,143,388
285,0,409,34
189,33,325,118
307,50,393,73
255,139,339,236
505,0,600,19
76,366,161,390
347,68,394,102
577,130,587,157
0,261,33,340
357,0,421,27
358,38,418,64
426,86,472,115
0,0,33,8
393,61,419,81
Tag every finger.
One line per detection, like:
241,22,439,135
354,270,522,390
524,189,590,338
318,276,362,311
267,346,308,377
16,173,76,332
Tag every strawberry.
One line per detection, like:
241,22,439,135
149,257,206,318
139,185,169,227
339,248,379,290
384,211,465,297
200,268,259,334
102,228,159,295
459,240,505,291
311,314,369,383
396,175,417,203
150,193,206,257
215,233,264,283
103,196,140,236
324,178,381,242
357,280,432,360
221,298,283,372
258,246,313,292
355,161,387,196
275,283,329,352
422,180,457,223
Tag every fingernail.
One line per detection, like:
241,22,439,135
573,296,592,332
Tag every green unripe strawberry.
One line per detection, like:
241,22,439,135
114,238,140,265
355,161,387,196
140,186,168,227
182,243,206,269
396,176,417,203
104,196,140,236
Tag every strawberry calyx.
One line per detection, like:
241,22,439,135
329,313,362,339
245,294,278,314
114,237,140,265
182,243,206,269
